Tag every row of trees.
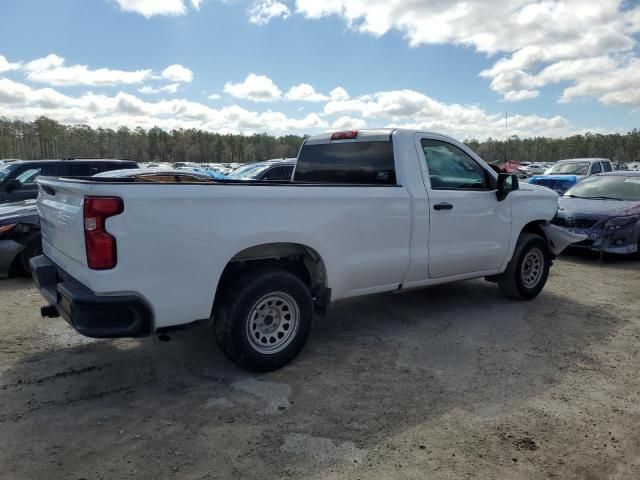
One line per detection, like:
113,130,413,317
0,117,305,164
466,131,640,165
1,116,639,164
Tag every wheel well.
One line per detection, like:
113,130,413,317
213,243,328,312
521,221,547,242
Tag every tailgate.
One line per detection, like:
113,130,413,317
37,177,88,268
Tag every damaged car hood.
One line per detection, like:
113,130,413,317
557,197,640,219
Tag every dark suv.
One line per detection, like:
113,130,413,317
0,159,138,204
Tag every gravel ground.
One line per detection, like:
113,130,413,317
0,252,639,479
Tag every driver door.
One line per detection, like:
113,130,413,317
416,135,512,279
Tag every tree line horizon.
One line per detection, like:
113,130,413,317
1,116,639,165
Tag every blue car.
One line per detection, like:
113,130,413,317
529,158,613,194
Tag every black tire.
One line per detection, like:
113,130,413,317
498,233,551,300
213,269,313,372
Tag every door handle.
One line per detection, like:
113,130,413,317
433,202,453,211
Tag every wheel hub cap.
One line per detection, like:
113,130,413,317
521,248,543,288
246,292,300,354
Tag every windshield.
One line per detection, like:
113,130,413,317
227,163,269,179
564,175,640,201
546,162,590,175
0,166,12,183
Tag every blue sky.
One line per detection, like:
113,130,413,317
0,0,639,140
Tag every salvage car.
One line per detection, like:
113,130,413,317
529,158,613,194
226,159,296,181
552,172,640,257
93,168,215,182
0,159,138,204
0,199,40,278
30,129,583,371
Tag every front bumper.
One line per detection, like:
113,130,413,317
30,255,153,338
0,239,24,278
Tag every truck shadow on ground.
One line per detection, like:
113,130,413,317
0,278,625,479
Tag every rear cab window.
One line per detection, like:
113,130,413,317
294,138,396,184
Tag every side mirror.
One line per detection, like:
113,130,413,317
496,173,519,201
4,179,21,193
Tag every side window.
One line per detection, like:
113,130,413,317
262,166,289,181
284,166,294,179
64,164,101,177
15,168,42,185
602,162,612,172
421,139,489,190
15,165,58,185
591,162,602,174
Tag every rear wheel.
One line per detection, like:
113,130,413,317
213,269,313,371
498,233,551,300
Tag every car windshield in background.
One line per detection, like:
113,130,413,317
0,165,15,183
546,162,590,175
226,163,269,179
564,175,640,201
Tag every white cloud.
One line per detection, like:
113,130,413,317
161,64,193,83
285,83,328,102
112,0,188,17
248,0,290,25
323,88,581,139
291,0,640,106
24,54,153,87
331,116,367,130
191,0,203,10
329,87,350,101
139,83,180,94
208,93,221,100
503,90,539,102
0,77,328,134
0,55,21,73
0,78,32,103
2,73,596,139
224,73,282,102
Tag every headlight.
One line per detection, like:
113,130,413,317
605,215,640,231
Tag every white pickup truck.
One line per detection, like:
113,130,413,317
31,129,581,371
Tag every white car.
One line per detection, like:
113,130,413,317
31,129,582,371
524,163,547,175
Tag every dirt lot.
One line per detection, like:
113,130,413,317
1,253,639,480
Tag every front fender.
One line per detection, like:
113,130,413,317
540,222,587,255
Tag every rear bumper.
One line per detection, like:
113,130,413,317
30,255,153,338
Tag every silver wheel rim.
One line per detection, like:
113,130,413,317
521,248,544,288
246,292,300,354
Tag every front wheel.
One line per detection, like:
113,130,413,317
213,269,313,371
498,233,551,300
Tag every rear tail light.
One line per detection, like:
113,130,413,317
83,196,123,270
331,130,358,141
